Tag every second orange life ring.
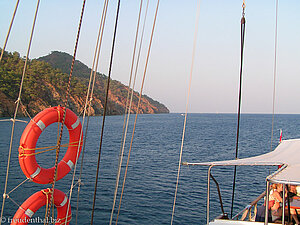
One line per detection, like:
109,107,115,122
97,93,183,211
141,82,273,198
18,106,82,184
11,188,71,225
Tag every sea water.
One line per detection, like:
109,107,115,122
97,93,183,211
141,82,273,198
1,113,300,224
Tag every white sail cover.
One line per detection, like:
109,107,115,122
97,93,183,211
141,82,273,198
185,139,300,184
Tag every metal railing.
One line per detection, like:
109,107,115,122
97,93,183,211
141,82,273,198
232,191,266,221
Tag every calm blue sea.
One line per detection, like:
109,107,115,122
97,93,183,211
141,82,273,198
1,113,300,224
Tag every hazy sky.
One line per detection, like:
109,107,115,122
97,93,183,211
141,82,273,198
1,0,300,114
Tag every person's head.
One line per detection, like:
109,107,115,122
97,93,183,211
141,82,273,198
289,185,297,193
271,183,277,190
277,184,283,192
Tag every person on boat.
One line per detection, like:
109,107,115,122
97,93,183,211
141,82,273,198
268,183,277,209
289,185,300,199
255,183,280,222
288,185,300,224
269,183,284,222
270,184,300,224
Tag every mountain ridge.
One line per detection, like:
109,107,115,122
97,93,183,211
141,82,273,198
0,50,169,117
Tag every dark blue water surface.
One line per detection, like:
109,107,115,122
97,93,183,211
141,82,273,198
1,113,300,224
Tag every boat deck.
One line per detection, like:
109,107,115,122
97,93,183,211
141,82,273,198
209,219,276,224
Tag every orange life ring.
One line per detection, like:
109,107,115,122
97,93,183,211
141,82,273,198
11,188,71,225
18,106,82,184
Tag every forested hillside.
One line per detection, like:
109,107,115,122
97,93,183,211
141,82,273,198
0,50,169,117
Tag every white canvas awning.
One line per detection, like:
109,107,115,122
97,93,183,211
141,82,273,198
184,139,300,184
270,164,300,185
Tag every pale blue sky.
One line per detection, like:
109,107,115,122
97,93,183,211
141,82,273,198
1,0,300,113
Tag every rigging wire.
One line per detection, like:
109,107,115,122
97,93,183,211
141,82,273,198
109,0,149,224
170,1,201,224
230,0,246,219
0,118,27,123
0,0,20,63
19,101,33,120
270,0,279,151
0,1,41,224
6,196,21,209
7,179,29,196
45,0,87,224
90,0,121,224
74,1,110,224
115,1,160,224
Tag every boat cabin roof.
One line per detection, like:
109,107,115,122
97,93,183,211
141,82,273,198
184,139,300,185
